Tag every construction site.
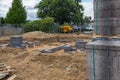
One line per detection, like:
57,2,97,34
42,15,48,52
0,0,120,80
0,32,92,80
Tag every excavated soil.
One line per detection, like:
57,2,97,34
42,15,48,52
0,32,92,80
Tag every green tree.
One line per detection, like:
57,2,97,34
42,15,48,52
0,17,5,24
83,16,92,24
73,0,84,25
24,17,54,32
36,0,84,25
5,0,27,24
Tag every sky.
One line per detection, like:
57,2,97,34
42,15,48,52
82,0,93,19
0,0,93,20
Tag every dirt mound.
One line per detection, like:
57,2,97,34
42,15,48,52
22,31,55,38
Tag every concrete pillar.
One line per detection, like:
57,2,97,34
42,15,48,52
86,40,120,80
94,0,120,36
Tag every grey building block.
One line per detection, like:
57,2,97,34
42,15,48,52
35,41,40,46
10,36,23,48
21,44,26,49
64,45,71,52
75,41,87,51
28,42,34,48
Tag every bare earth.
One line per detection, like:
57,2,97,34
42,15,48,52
0,32,92,80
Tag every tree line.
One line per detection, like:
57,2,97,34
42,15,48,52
1,0,92,32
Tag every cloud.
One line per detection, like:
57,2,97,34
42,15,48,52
0,0,40,20
0,0,12,17
82,1,94,19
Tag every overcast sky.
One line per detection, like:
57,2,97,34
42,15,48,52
0,0,93,20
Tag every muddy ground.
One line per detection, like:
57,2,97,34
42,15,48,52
0,32,92,80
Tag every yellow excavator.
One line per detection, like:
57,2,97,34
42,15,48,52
61,26,73,33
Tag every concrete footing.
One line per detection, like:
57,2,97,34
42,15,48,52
35,41,40,46
27,42,34,48
92,37,110,42
64,45,71,52
59,39,71,42
75,41,87,51
10,36,23,48
40,45,65,53
23,41,28,45
21,44,26,49
86,40,120,80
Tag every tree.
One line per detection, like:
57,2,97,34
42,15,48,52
36,0,84,25
24,17,54,32
5,0,27,24
0,17,5,24
83,16,92,24
73,0,84,25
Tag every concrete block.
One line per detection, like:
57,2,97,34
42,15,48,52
64,45,71,52
28,42,34,48
34,41,40,46
75,41,87,51
10,36,23,48
40,49,53,53
21,44,26,49
70,47,77,51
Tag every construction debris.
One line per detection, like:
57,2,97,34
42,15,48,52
0,63,15,80
0,73,9,79
0,44,9,47
7,74,17,80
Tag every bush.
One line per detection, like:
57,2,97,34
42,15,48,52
23,17,54,32
62,22,71,26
